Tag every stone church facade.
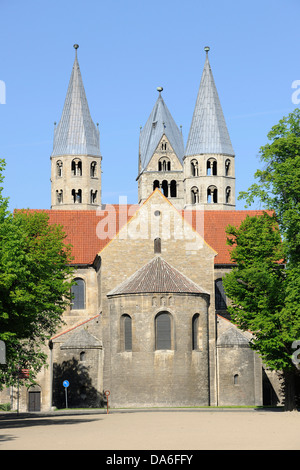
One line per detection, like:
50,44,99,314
3,45,281,412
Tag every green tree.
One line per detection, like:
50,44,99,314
225,109,300,410
0,159,74,388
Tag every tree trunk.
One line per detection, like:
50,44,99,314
283,369,298,411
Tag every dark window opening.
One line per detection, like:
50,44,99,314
170,180,177,197
71,278,85,310
156,312,171,350
215,279,227,310
154,237,161,254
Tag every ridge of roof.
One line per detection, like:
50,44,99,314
139,90,184,172
51,45,100,158
107,255,209,296
185,47,234,157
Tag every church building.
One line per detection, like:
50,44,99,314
6,45,281,411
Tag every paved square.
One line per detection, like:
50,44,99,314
0,409,299,450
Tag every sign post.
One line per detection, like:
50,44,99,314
63,380,69,409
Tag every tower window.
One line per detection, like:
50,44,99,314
158,157,171,172
226,186,231,204
153,180,160,191
207,186,217,203
155,312,172,350
72,189,82,203
170,180,177,198
90,161,97,178
56,160,63,177
90,190,97,204
71,278,85,310
191,160,198,176
56,189,63,204
207,159,217,176
154,237,161,254
71,159,82,176
234,374,239,385
161,142,167,150
225,159,231,176
161,180,168,197
191,186,199,204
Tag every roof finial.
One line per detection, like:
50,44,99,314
73,44,79,57
204,46,210,55
157,86,163,94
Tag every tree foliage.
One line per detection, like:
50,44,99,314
0,159,74,388
224,109,300,410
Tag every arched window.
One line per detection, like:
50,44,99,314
226,186,231,204
234,374,239,385
72,189,82,203
155,312,172,350
225,159,231,176
71,278,85,310
90,161,97,178
154,237,161,254
192,314,201,350
56,160,63,177
56,189,63,204
170,180,177,198
207,186,217,203
90,190,97,204
80,351,86,362
158,157,171,172
71,158,82,176
207,158,217,176
121,314,132,351
191,186,199,204
191,160,198,176
153,180,160,191
215,278,227,310
161,180,168,197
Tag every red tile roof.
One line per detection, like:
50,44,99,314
26,206,268,266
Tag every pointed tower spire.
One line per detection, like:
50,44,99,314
51,45,102,210
137,87,185,209
184,48,235,210
185,46,234,157
139,87,184,172
51,44,100,157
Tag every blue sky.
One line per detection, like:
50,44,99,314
0,0,299,211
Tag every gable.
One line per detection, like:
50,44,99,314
143,135,183,173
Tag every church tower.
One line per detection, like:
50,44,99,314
50,45,102,210
184,47,235,210
137,87,185,209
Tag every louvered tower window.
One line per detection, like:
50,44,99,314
155,312,172,350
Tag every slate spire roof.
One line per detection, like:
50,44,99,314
107,256,208,296
185,47,234,157
51,44,100,157
139,88,184,173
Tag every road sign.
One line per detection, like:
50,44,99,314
63,380,69,388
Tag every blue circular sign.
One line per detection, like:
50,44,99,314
63,380,69,388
